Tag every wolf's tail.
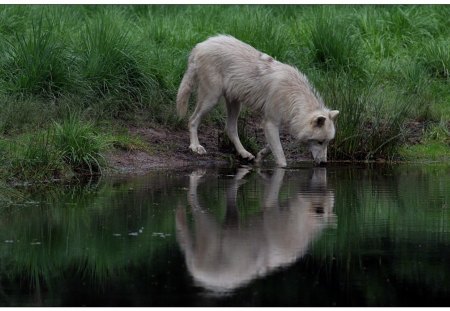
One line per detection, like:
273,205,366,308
176,53,197,119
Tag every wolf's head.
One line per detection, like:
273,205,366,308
293,110,339,165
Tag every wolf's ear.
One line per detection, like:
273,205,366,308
315,116,327,127
329,110,339,121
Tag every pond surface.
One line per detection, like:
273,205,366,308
1,164,449,307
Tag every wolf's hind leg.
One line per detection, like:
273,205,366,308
188,87,221,154
225,100,255,160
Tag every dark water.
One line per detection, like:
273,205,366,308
1,164,449,307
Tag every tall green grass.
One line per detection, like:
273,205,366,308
0,5,448,167
1,115,111,182
3,18,72,98
79,12,158,104
419,39,450,79
309,8,364,76
53,116,109,174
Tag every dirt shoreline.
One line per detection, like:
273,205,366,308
104,121,312,176
103,118,435,176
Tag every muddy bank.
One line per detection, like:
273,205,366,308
105,120,311,176
104,117,438,176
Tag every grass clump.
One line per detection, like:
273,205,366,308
0,95,55,134
53,116,110,174
2,18,72,98
400,119,450,162
4,132,66,181
309,9,363,75
424,119,450,143
1,116,111,182
419,40,450,79
79,14,141,99
77,11,165,118
315,70,415,161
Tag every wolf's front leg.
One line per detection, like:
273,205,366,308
263,120,287,167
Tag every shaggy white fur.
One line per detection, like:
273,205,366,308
177,35,339,166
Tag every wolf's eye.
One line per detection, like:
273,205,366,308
317,140,324,145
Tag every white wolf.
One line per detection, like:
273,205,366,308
176,35,339,167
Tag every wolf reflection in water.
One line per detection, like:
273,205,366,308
176,168,336,293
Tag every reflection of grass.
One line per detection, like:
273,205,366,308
1,166,450,305
0,171,183,292
0,181,25,206
310,164,450,303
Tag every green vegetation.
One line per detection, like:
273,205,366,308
0,172,184,296
0,114,149,183
0,116,110,181
0,5,448,182
400,119,450,161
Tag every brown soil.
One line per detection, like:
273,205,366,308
105,119,311,176
104,118,435,176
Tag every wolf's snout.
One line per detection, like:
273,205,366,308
309,144,327,166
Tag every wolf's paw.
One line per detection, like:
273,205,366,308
238,150,255,161
189,144,207,155
237,152,255,165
